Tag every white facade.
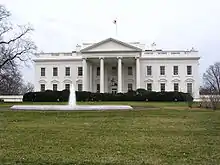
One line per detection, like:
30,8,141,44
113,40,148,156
34,38,200,99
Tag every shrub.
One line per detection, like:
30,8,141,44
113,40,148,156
23,89,193,102
0,98,4,103
60,89,70,102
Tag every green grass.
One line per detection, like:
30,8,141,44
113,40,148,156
0,102,220,165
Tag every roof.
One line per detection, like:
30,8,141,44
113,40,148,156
80,38,142,52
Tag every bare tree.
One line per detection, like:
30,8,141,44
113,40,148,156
202,62,220,110
203,62,220,95
0,5,36,70
21,82,34,94
0,5,36,95
209,94,220,110
200,86,212,95
0,60,24,95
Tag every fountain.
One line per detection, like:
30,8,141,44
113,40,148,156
11,84,133,111
68,84,76,107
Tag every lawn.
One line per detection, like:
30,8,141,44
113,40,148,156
0,102,220,165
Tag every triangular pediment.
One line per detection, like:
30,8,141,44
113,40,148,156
80,38,142,53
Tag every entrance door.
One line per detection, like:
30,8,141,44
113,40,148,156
111,87,117,94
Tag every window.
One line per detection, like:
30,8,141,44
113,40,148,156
187,66,192,75
174,83,179,92
53,67,58,76
65,84,70,90
97,67,100,76
53,84,57,91
147,83,152,91
41,68,45,76
160,66,165,75
112,67,117,76
128,66,133,75
147,66,152,75
78,67,83,76
78,84,82,91
160,83,165,92
96,84,100,93
173,66,178,75
128,83,133,91
187,83,192,94
65,67,70,76
40,84,45,92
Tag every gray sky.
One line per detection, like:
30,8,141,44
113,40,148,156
2,0,220,84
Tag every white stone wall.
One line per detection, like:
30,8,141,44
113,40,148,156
34,38,200,99
35,56,200,99
139,58,200,99
35,60,83,91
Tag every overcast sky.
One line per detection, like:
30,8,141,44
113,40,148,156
2,0,220,84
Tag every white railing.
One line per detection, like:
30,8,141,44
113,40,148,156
0,95,23,102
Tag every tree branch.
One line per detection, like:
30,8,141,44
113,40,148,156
0,27,33,45
0,49,27,68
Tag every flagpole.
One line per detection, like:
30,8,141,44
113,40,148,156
115,19,117,37
113,19,117,37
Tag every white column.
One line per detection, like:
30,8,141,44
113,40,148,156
117,57,122,93
100,58,104,93
82,58,87,91
90,64,93,92
136,57,140,89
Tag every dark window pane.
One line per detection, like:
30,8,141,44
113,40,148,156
97,67,100,76
147,66,152,75
41,68,45,76
40,84,45,92
65,84,70,90
78,67,83,76
53,84,57,91
53,67,58,76
173,66,178,75
128,67,132,75
187,66,192,75
174,83,179,92
187,83,192,94
112,67,117,76
147,83,152,91
128,83,133,91
160,83,165,92
96,84,100,93
160,66,165,75
65,67,70,76
78,84,82,91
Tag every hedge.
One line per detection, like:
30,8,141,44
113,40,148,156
23,89,193,102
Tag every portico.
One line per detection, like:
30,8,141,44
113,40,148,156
80,38,142,93
82,56,140,93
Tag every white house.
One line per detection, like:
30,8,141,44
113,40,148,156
34,38,200,99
